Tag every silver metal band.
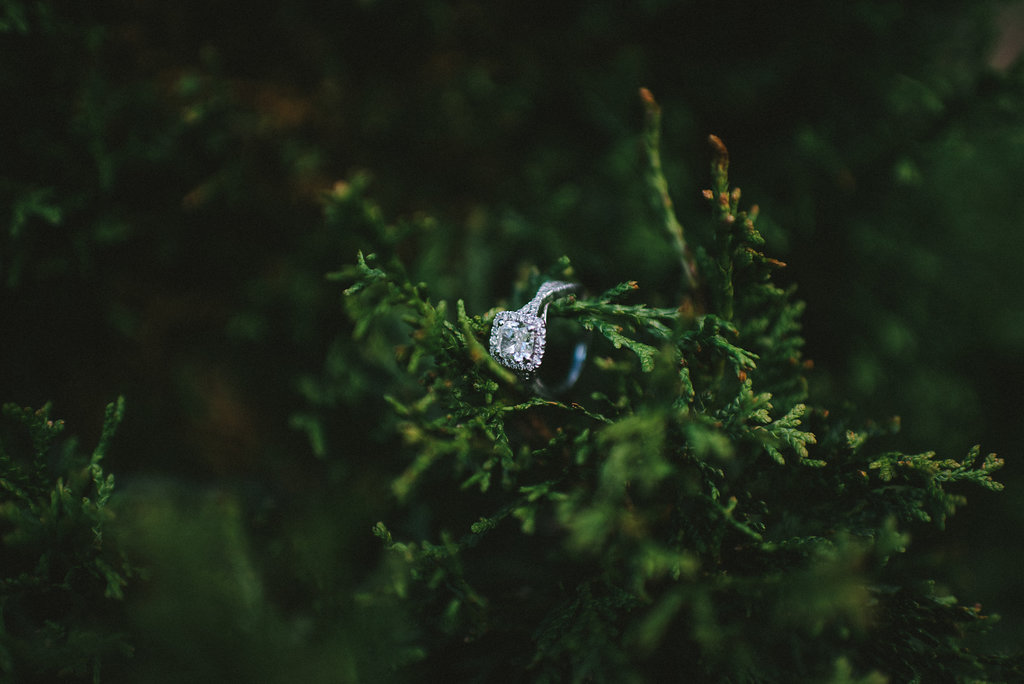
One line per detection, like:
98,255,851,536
489,281,587,396
522,281,580,318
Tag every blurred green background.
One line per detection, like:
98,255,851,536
2,0,1023,679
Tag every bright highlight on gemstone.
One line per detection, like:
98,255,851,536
498,321,533,362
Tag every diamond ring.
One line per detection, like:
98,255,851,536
489,281,587,395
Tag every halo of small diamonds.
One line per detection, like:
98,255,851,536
489,311,545,374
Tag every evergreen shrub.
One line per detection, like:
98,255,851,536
342,92,1022,682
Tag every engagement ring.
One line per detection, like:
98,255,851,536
489,281,587,395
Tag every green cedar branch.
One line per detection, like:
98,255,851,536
559,280,681,373
0,397,133,680
640,88,699,292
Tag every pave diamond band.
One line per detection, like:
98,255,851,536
489,281,586,395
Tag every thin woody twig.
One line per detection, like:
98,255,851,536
640,87,699,292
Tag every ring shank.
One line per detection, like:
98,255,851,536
525,281,581,320
531,335,588,397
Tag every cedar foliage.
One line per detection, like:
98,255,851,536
343,93,1020,682
0,398,132,683
3,2,1024,682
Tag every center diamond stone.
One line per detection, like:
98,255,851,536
498,321,534,362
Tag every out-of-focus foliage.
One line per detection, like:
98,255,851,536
2,0,1023,680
